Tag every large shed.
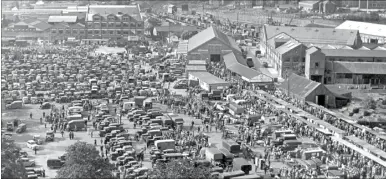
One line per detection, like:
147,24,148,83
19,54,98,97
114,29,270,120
278,73,341,108
188,72,229,91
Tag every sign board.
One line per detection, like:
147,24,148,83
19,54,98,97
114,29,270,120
128,36,139,41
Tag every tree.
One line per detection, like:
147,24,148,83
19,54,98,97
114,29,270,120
56,142,113,179
149,159,213,179
1,138,27,179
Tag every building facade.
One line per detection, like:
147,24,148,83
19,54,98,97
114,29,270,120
50,22,86,43
305,47,386,85
2,20,51,41
335,20,386,44
84,5,144,44
337,0,386,9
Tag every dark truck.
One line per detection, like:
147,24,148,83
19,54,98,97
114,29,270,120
209,90,222,100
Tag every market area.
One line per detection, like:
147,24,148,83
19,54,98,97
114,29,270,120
2,2,386,179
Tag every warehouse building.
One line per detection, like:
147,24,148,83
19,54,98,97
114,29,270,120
335,20,386,44
278,73,350,108
185,26,242,63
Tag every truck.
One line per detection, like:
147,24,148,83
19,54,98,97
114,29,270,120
170,115,184,126
222,140,241,155
134,96,147,108
205,148,223,164
209,90,222,100
155,139,175,151
67,119,87,131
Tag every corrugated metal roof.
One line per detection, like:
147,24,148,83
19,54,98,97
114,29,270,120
275,39,303,54
188,26,240,53
88,5,141,21
279,73,321,98
186,65,207,71
48,16,77,23
321,49,386,58
155,25,197,32
189,72,229,85
188,60,207,65
333,62,386,75
264,25,359,46
223,52,270,81
336,20,386,37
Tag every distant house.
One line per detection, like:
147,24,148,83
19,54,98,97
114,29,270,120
2,19,52,41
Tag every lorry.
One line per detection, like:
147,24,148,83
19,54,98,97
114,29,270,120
67,119,86,131
155,139,175,151
233,158,252,174
134,96,147,108
209,90,222,100
205,148,224,165
222,140,241,155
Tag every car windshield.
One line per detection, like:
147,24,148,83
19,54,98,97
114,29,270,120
29,141,37,145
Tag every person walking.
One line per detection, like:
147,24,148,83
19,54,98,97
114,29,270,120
30,113,33,120
61,130,64,138
94,139,97,146
34,147,37,155
69,132,72,140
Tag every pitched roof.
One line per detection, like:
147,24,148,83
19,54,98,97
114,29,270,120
155,25,198,32
321,49,386,58
189,72,229,85
88,5,141,21
336,20,386,37
188,60,207,65
278,73,322,98
29,21,52,31
264,25,359,46
48,16,77,23
223,52,272,82
188,26,240,53
275,39,303,55
185,65,207,71
333,62,386,75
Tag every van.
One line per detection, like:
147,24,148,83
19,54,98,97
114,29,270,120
47,159,64,169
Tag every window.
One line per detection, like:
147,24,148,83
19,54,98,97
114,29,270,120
88,30,93,34
80,30,85,34
66,29,71,34
58,29,63,34
137,23,142,28
284,57,290,62
337,73,345,78
131,22,136,27
94,22,100,27
123,23,129,27
94,30,100,34
315,62,319,67
108,22,115,27
51,29,56,33
123,16,129,21
73,29,78,34
102,30,107,34
116,22,121,27
302,57,305,62
123,31,129,35
328,77,331,82
117,30,121,35
109,30,114,35
345,74,352,78
87,22,93,28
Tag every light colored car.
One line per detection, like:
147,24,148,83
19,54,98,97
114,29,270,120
27,140,39,150
21,158,35,167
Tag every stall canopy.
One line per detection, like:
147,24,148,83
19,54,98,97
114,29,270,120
223,52,272,83
95,46,127,54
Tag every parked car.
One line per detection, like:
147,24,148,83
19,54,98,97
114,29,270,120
21,158,35,167
27,140,39,150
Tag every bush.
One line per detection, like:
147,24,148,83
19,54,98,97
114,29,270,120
363,111,371,116
352,108,360,113
362,97,377,110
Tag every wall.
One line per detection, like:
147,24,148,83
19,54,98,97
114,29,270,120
360,34,386,44
306,49,326,83
326,56,386,62
305,85,336,108
280,44,307,77
188,38,237,63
